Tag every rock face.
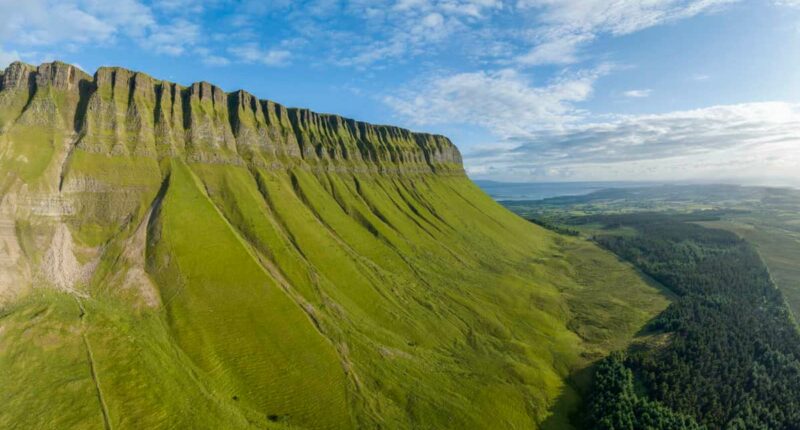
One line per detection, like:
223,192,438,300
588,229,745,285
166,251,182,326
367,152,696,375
1,61,462,173
0,60,462,299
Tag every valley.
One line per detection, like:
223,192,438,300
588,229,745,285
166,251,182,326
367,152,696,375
500,184,800,428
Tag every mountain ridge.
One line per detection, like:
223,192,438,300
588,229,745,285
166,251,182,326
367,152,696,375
0,61,462,175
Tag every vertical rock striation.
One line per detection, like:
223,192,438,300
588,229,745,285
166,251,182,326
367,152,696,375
0,61,462,175
0,61,463,301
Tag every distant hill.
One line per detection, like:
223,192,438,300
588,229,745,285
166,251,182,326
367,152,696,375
0,62,669,429
474,179,660,202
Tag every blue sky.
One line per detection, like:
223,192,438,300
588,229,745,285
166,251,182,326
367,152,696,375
1,0,799,184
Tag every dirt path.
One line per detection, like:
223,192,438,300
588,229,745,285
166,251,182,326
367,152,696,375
74,297,112,430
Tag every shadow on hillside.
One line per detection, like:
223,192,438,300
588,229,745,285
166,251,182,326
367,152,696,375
540,365,595,430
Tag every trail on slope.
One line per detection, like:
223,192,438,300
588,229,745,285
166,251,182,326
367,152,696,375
74,296,113,430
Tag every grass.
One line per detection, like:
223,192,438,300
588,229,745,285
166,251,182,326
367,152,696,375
0,290,289,429
182,165,670,428
0,157,670,429
147,160,352,429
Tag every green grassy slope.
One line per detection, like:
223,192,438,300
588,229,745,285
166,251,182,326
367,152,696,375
0,291,287,429
173,162,668,429
148,160,351,429
0,61,670,429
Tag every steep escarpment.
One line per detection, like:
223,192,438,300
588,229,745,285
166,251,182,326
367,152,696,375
0,62,668,429
0,61,460,171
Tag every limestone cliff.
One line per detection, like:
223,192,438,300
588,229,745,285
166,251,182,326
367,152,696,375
0,61,462,174
0,61,461,302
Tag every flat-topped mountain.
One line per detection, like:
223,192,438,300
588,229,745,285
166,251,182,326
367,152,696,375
0,61,461,174
0,62,668,429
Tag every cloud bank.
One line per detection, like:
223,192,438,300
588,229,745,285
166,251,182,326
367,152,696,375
0,0,743,69
385,66,609,137
515,0,736,66
464,102,800,183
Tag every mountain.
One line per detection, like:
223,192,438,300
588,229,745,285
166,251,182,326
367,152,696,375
0,61,669,429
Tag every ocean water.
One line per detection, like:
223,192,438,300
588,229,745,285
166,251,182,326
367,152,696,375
474,180,658,202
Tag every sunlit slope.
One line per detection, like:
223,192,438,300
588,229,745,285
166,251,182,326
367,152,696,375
0,291,289,429
0,61,669,429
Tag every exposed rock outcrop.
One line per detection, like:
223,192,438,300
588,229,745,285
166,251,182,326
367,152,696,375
1,61,462,174
0,61,464,299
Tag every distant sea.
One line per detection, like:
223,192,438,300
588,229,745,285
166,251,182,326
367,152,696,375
474,180,659,202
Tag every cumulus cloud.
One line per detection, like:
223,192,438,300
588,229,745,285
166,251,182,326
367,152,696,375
386,65,609,137
464,102,800,182
516,32,594,65
0,0,205,59
0,0,795,72
228,0,796,69
0,0,155,46
140,19,200,56
195,47,230,67
229,43,292,66
515,0,736,66
332,2,498,67
623,89,652,98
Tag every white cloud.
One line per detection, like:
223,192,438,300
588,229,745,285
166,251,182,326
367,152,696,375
391,0,503,17
140,19,200,56
260,0,505,67
0,0,783,72
154,0,206,14
516,32,594,65
0,0,204,61
261,50,292,66
422,12,445,27
195,47,230,66
516,0,737,66
0,0,741,71
0,0,155,46
229,43,292,66
464,102,800,182
623,89,652,98
386,65,609,137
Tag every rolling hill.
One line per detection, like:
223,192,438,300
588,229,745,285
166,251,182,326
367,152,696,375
0,61,670,429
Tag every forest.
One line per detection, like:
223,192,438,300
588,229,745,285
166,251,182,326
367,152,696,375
568,213,800,429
